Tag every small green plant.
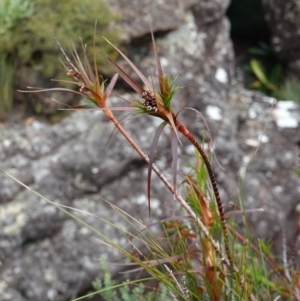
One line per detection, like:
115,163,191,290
245,43,300,105
248,58,282,93
245,43,300,103
245,43,282,95
92,255,169,301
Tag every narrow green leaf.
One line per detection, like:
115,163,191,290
250,59,268,86
248,47,268,56
250,59,278,91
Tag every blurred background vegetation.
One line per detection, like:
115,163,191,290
227,0,300,104
0,0,119,120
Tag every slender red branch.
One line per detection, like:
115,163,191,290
104,114,230,264
177,121,233,269
290,212,300,268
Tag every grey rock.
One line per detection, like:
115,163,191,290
192,0,231,25
0,109,172,301
103,0,198,41
233,92,300,242
263,0,300,77
1,1,300,301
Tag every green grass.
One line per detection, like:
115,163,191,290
0,0,119,118
276,77,300,104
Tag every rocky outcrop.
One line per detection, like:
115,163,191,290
1,1,300,301
263,0,300,77
102,0,198,41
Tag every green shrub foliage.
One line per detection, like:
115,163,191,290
0,0,119,118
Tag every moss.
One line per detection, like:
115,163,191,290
0,0,120,118
13,0,119,75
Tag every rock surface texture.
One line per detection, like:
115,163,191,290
263,0,300,77
1,1,300,301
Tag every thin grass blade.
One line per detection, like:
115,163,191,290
81,38,95,83
105,55,144,95
19,87,86,98
105,73,119,99
54,37,80,74
147,121,168,216
167,112,182,145
93,21,101,93
71,41,91,86
150,20,164,92
103,37,152,88
177,107,213,148
171,128,178,200
59,107,136,111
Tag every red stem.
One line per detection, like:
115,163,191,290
177,121,233,269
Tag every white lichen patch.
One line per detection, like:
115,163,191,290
273,100,299,128
248,107,257,119
3,139,11,148
30,120,45,131
159,11,205,58
206,105,222,121
185,145,196,156
79,227,90,236
61,220,77,241
150,198,160,210
273,185,283,194
160,57,168,67
260,134,269,143
262,96,276,104
81,256,95,271
0,281,11,300
47,288,57,300
0,202,28,237
44,267,56,283
91,167,99,174
215,68,228,84
135,194,147,205
133,195,161,214
239,155,251,178
3,213,26,236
